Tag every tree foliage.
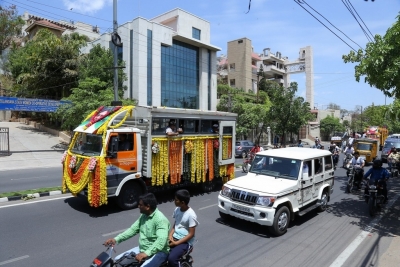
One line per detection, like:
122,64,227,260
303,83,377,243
342,14,400,98
320,115,344,137
0,5,24,54
53,44,134,130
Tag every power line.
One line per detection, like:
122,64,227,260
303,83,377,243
342,0,374,42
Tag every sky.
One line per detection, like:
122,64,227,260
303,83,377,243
8,0,400,111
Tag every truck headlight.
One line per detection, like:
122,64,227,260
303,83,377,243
220,186,232,197
257,196,276,206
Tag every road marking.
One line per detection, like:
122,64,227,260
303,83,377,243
102,229,127,237
198,204,217,210
0,195,71,209
329,194,400,267
0,255,29,265
10,176,48,180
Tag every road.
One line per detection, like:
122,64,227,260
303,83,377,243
0,167,61,193
1,160,399,266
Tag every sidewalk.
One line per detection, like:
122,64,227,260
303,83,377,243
0,121,68,171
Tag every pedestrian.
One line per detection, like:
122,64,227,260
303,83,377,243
298,140,303,147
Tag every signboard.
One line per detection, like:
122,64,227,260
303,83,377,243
0,97,71,112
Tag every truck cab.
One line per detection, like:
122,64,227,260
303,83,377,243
218,147,334,236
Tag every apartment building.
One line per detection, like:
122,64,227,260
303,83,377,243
82,8,220,110
217,37,314,108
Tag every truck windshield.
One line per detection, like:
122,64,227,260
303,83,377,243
357,143,372,151
249,155,300,180
70,133,103,156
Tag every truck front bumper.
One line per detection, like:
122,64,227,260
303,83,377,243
218,195,275,226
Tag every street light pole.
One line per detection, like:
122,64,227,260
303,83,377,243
256,64,264,103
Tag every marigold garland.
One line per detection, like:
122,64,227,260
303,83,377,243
169,140,182,184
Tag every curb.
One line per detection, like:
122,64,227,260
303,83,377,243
0,190,63,203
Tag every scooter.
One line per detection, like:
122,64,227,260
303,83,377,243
91,244,195,267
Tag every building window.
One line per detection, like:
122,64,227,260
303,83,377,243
192,27,201,40
229,63,235,70
147,29,153,106
230,79,235,87
161,40,199,109
238,40,243,44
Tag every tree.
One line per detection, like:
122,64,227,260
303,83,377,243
266,82,313,145
54,44,133,130
0,5,24,54
7,29,88,99
342,14,400,98
320,116,344,138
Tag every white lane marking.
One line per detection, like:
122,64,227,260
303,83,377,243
198,204,217,210
0,255,29,265
329,194,400,267
11,176,48,180
102,229,127,237
0,195,71,209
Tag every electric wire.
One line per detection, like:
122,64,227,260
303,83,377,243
343,0,374,41
342,0,374,42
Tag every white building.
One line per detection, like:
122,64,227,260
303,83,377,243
82,8,220,110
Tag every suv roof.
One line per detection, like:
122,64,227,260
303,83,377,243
258,147,331,160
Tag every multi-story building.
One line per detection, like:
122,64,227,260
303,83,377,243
217,37,314,108
82,8,220,110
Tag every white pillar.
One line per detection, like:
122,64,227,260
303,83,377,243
267,126,271,146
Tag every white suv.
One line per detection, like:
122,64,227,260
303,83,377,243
218,147,334,236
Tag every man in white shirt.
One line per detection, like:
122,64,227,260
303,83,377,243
348,151,365,187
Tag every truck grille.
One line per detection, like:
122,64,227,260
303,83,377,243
231,189,258,205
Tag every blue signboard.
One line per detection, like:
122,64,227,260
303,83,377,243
0,97,71,112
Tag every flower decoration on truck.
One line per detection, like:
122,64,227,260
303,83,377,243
69,155,77,169
213,139,219,149
61,151,68,164
88,157,97,172
152,142,160,154
184,140,194,154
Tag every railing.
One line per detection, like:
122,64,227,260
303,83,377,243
0,127,10,156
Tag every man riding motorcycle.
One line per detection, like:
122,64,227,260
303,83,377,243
363,159,390,204
347,151,365,188
329,142,340,169
387,147,400,174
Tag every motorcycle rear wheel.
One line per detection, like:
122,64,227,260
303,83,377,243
368,197,376,217
346,177,353,193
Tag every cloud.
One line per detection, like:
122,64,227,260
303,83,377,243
63,0,112,14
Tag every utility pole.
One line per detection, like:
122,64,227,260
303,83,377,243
256,64,264,103
110,0,123,106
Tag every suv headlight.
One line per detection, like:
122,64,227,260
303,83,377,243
220,186,232,197
257,196,276,206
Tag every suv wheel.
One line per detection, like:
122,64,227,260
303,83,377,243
269,206,290,236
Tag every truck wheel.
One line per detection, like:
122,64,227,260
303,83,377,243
270,206,290,236
118,182,142,210
317,191,329,212
219,211,233,221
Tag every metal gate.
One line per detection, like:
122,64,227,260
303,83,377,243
0,127,10,156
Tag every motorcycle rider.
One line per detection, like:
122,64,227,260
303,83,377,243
387,147,400,172
363,159,390,204
104,193,170,266
347,151,365,188
329,142,340,168
343,144,354,167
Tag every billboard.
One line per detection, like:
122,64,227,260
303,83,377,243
0,97,71,112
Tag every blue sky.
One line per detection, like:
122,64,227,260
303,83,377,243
11,0,400,111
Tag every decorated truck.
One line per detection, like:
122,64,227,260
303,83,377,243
62,105,237,209
365,126,388,151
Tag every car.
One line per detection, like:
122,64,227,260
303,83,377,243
235,140,255,158
381,138,400,163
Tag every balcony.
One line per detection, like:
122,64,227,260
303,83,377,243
263,64,286,75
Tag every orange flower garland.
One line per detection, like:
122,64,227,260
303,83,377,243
207,139,214,181
169,140,183,185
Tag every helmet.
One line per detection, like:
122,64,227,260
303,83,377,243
372,159,382,169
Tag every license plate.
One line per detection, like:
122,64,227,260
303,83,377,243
232,204,250,213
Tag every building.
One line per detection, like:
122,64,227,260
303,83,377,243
217,37,314,108
82,8,220,110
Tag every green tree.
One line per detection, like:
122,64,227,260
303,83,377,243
320,116,344,138
0,5,24,54
342,14,400,98
266,82,313,145
54,44,133,130
7,29,88,99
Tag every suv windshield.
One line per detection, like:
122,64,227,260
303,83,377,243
71,133,103,156
357,143,372,151
384,141,400,149
249,155,300,180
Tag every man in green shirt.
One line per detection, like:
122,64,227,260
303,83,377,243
104,193,170,266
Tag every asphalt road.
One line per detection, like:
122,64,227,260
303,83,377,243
0,167,61,193
1,158,399,267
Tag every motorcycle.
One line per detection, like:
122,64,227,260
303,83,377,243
332,152,339,170
345,165,363,193
342,153,353,168
91,244,195,267
388,158,399,178
242,152,255,173
364,179,386,217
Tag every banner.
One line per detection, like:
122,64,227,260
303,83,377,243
0,97,71,112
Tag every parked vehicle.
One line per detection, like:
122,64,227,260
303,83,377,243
62,105,237,209
381,138,400,163
353,138,378,164
235,140,254,158
365,180,386,217
91,244,194,267
218,147,334,236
